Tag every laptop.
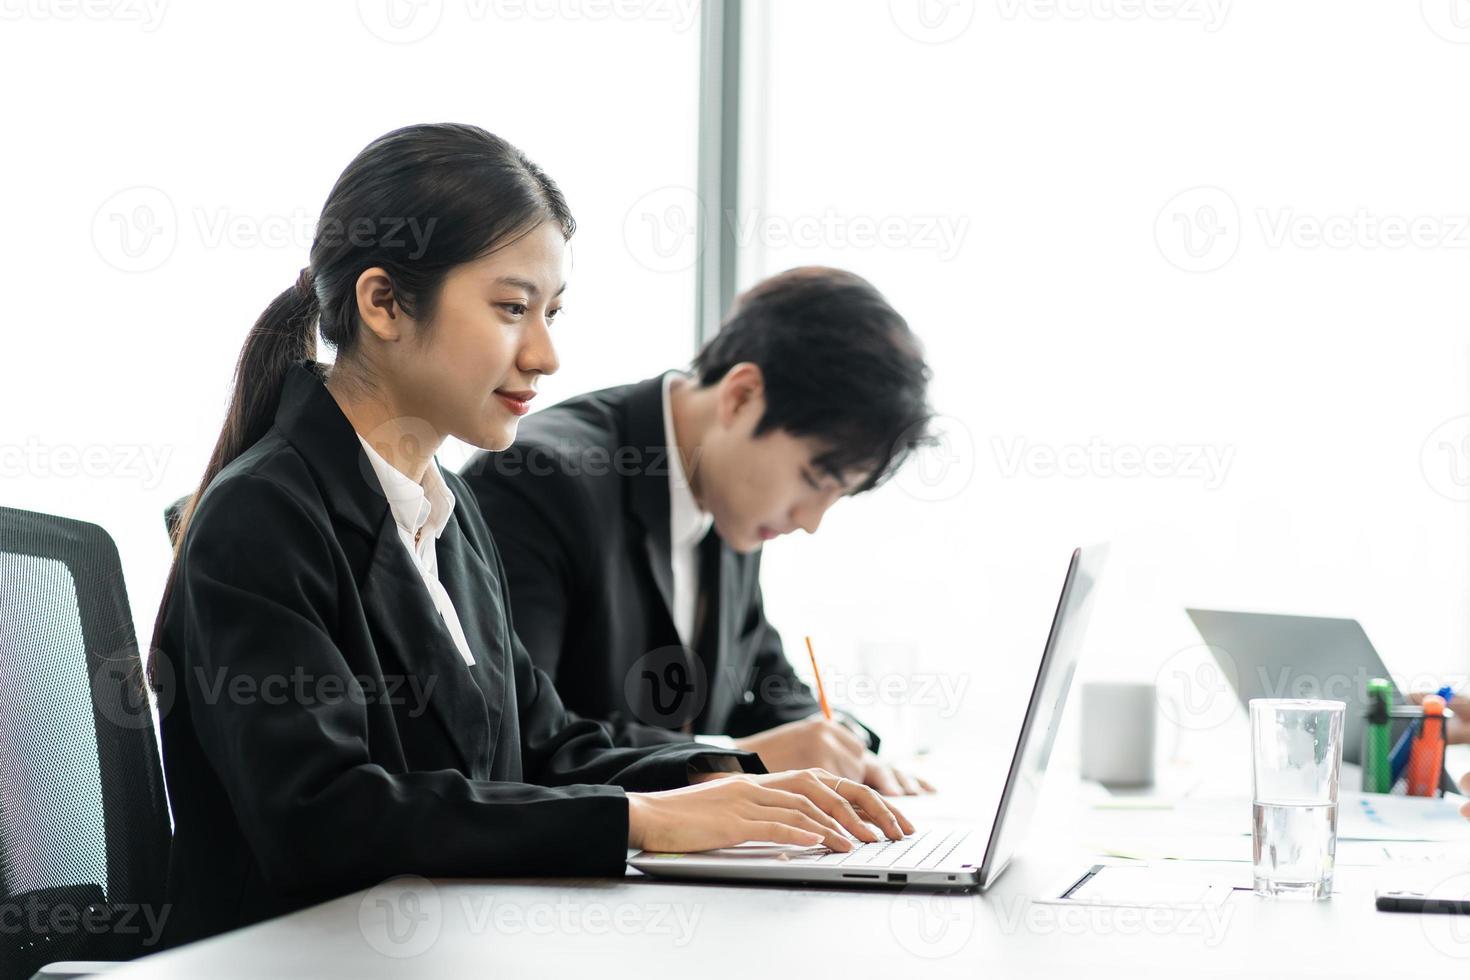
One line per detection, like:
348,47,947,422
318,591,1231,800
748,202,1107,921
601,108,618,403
630,544,1108,890
1185,608,1456,791
1186,609,1407,765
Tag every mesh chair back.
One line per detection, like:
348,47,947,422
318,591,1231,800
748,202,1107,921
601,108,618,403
0,507,170,978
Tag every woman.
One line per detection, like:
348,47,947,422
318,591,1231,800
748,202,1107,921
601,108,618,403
150,123,911,947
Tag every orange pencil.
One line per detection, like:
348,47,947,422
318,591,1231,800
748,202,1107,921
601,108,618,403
804,635,833,720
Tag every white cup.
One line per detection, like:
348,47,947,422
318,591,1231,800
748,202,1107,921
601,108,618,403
1080,681,1157,787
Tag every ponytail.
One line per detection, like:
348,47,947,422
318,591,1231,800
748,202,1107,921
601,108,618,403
148,267,319,671
146,122,576,685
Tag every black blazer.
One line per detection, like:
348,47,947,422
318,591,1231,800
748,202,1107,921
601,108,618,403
154,362,758,947
459,375,875,749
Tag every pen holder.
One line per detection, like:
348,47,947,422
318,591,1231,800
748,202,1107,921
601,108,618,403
1361,705,1451,796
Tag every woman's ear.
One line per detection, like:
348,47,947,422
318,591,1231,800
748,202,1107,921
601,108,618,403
354,267,405,343
715,362,766,431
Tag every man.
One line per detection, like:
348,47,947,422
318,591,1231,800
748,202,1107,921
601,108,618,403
460,266,934,794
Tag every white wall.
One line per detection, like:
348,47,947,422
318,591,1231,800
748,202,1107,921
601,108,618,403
745,0,1470,769
5,1,1468,784
1,0,703,643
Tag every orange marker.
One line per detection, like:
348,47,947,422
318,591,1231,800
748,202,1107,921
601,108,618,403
803,635,833,721
1407,694,1448,798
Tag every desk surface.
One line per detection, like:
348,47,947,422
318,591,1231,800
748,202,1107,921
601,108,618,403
107,763,1470,979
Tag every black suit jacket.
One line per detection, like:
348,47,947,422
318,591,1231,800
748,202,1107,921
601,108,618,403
460,375,874,749
154,362,759,947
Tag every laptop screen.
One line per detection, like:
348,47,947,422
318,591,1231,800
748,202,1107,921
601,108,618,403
977,544,1108,890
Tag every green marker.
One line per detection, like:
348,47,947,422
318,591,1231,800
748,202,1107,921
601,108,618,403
1363,678,1393,794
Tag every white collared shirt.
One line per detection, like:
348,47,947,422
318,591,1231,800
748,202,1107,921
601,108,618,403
356,435,476,667
662,371,714,648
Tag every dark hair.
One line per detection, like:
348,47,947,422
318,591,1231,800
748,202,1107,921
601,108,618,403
150,122,574,669
692,266,932,493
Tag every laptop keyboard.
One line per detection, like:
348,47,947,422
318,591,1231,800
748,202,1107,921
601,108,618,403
797,828,971,870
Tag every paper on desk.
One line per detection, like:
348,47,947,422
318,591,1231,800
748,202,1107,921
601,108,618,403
1338,792,1470,842
1084,834,1251,863
1035,862,1246,909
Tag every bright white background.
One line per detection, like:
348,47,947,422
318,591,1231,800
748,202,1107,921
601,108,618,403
739,0,1470,780
1,0,702,646
4,0,1470,790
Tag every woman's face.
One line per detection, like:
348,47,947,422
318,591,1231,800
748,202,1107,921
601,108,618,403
391,221,566,452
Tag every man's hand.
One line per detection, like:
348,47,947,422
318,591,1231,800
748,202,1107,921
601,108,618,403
1409,691,1470,744
862,751,937,796
734,717,868,783
734,717,936,795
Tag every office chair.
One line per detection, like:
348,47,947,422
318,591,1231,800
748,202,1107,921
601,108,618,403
0,507,171,980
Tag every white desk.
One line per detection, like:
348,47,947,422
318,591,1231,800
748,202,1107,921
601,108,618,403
105,762,1470,979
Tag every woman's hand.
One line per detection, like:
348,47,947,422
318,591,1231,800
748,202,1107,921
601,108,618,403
627,768,914,853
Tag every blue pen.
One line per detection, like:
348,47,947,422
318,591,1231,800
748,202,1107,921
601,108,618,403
1391,686,1454,784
